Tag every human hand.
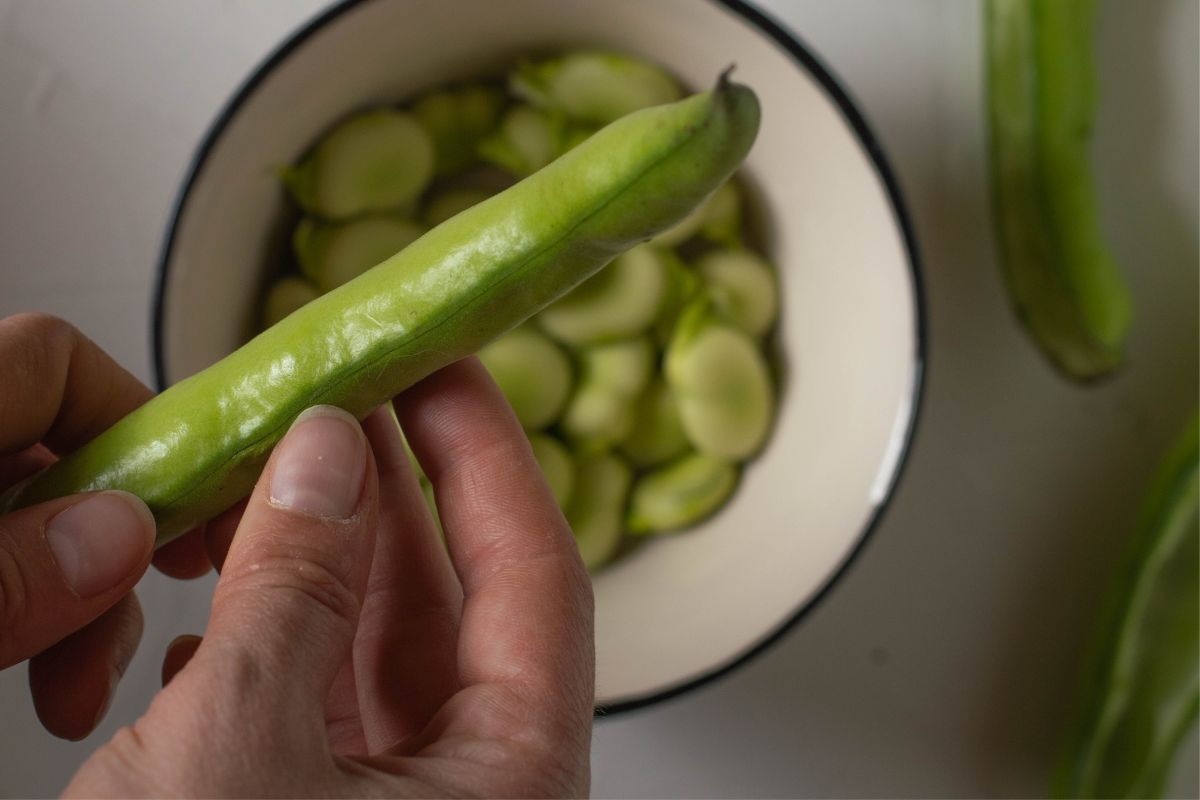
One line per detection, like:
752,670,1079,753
67,357,595,798
0,313,213,740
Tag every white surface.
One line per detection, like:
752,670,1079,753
0,0,1196,797
155,0,919,708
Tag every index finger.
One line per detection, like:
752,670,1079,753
0,313,152,455
395,358,594,720
0,313,212,576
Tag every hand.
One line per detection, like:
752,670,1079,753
0,313,211,740
67,357,595,798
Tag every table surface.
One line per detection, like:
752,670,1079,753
1,1,1197,797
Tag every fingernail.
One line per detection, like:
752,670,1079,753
270,405,366,519
46,491,156,598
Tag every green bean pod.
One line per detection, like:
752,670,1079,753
1,77,759,545
1053,413,1198,798
986,0,1132,381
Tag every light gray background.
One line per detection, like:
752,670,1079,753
0,1,1196,797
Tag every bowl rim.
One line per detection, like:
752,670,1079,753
151,0,928,716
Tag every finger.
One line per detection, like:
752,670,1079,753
394,358,593,730
321,408,427,756
0,313,152,456
161,634,202,686
204,499,247,573
28,592,144,740
0,491,155,668
151,526,212,579
188,405,378,731
351,404,463,752
0,443,55,488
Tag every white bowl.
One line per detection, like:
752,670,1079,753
154,0,925,711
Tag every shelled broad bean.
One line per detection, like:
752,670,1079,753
261,52,779,572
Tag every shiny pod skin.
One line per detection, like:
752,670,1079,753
2,77,760,545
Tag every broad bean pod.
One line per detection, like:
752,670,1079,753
2,76,760,545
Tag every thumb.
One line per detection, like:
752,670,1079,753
191,406,377,727
0,491,155,668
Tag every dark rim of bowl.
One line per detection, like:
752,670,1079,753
152,0,927,717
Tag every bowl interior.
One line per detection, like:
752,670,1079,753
159,0,921,708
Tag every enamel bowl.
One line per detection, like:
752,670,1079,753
154,0,925,712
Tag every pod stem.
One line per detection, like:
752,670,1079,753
717,64,737,90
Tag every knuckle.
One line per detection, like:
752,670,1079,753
434,429,524,489
219,547,362,633
1,312,76,358
0,313,77,432
3,311,70,337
